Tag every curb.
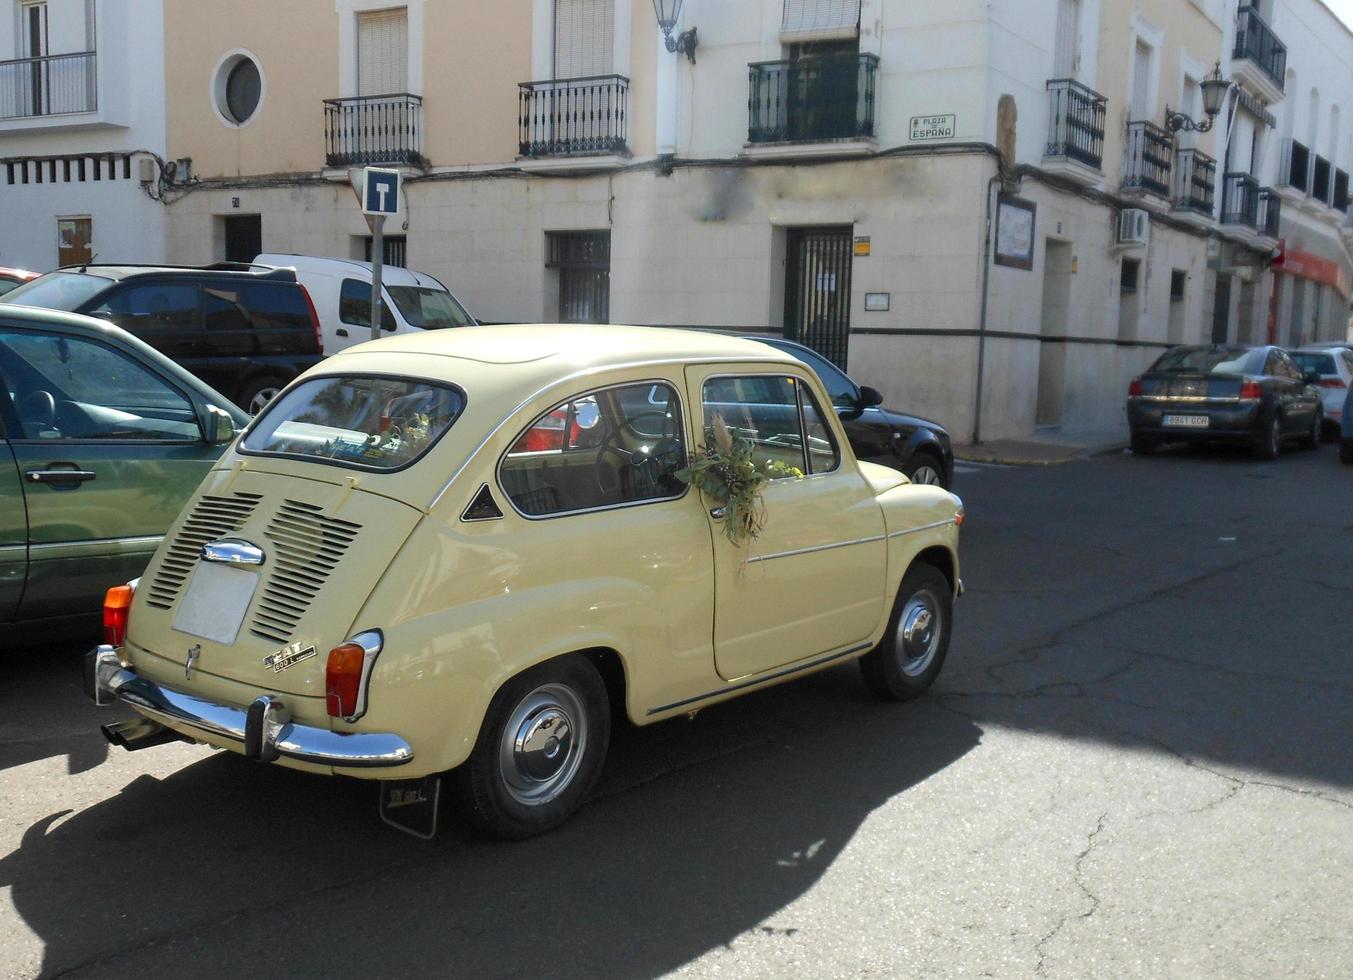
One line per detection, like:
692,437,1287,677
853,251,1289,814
955,442,1128,467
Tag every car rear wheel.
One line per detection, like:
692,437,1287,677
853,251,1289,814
902,451,946,488
1253,415,1281,461
859,563,952,701
236,373,289,415
452,655,610,839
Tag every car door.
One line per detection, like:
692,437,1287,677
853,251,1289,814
0,325,220,621
686,365,887,681
0,433,25,622
1274,350,1319,429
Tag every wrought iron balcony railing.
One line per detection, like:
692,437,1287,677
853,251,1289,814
1221,171,1260,229
1172,147,1217,217
1045,78,1106,170
1257,187,1281,238
1123,120,1172,198
748,53,879,144
1312,154,1332,205
0,51,96,120
324,93,423,167
518,74,629,157
1234,3,1286,91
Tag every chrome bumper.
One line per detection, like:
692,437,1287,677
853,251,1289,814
85,645,414,769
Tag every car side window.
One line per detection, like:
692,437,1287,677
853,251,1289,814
0,330,200,441
799,385,841,474
90,283,199,334
1275,352,1300,381
702,375,808,477
339,279,396,331
796,346,859,408
202,286,251,331
500,382,686,518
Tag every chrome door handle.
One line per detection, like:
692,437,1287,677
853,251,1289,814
26,469,97,484
709,506,727,519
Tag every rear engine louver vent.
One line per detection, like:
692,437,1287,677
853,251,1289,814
250,500,361,644
145,492,264,609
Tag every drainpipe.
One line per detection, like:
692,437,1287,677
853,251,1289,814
972,170,1003,445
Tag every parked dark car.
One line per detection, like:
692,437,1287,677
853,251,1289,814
757,337,954,487
0,304,248,641
1341,385,1353,464
4,263,324,413
1127,345,1323,460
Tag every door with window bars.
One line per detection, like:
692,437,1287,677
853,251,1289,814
547,231,610,324
21,1,48,116
785,226,853,370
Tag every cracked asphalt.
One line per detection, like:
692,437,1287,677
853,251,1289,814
2,442,1351,978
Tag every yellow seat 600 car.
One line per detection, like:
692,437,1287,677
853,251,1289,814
88,325,963,839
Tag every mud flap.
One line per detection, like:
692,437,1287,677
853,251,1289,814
378,774,441,840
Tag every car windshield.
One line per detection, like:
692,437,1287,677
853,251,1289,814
386,286,474,330
3,272,114,311
1291,352,1336,375
241,375,465,471
1150,347,1252,374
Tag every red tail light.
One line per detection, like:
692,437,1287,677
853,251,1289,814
1318,378,1347,389
1127,377,1143,398
1238,381,1263,401
103,584,134,646
326,643,366,718
299,283,323,355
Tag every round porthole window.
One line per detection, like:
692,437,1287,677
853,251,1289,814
212,51,265,127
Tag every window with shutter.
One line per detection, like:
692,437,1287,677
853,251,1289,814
1053,0,1080,80
554,0,613,79
357,8,409,96
1131,40,1153,120
781,0,860,44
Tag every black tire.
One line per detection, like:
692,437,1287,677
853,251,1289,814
236,373,290,416
451,655,610,840
901,450,947,488
1300,412,1321,451
859,563,952,701
1341,439,1353,465
1253,414,1281,461
1130,432,1157,456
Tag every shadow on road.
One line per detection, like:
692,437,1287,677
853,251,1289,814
0,664,980,978
0,644,109,777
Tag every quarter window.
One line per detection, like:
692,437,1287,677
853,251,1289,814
701,374,840,476
91,283,199,334
501,382,686,517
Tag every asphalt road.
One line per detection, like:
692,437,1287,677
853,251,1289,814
2,440,1351,979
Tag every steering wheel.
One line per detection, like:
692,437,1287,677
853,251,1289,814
17,390,56,432
594,412,684,496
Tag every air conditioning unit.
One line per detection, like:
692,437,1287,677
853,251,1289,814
1117,208,1150,246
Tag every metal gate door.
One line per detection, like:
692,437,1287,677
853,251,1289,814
785,226,853,369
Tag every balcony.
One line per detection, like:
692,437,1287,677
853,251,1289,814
1232,4,1286,103
1044,79,1106,176
1122,121,1173,199
1221,171,1260,230
518,74,629,158
1257,187,1281,239
747,53,879,145
1312,155,1332,205
1172,147,1216,220
0,51,97,121
324,93,423,168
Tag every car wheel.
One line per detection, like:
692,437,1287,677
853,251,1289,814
236,374,290,415
1253,415,1281,461
1130,433,1157,456
452,655,610,839
1300,412,1321,451
902,451,946,488
859,563,952,701
1341,439,1353,465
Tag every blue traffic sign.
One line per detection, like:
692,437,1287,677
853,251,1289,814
362,167,401,216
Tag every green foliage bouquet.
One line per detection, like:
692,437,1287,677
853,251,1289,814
676,415,803,546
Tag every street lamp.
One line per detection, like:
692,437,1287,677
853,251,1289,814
1165,62,1232,134
652,0,698,63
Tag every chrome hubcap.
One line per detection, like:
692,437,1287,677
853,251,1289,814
910,464,942,486
896,590,942,677
248,387,280,415
499,683,586,806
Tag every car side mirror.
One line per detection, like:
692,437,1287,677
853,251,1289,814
1303,371,1322,385
205,405,237,445
858,385,884,408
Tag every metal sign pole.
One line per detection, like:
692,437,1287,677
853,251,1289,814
370,215,385,342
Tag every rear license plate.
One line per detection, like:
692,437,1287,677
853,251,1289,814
1163,414,1210,429
172,563,260,646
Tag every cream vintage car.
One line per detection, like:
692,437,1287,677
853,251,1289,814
87,325,963,839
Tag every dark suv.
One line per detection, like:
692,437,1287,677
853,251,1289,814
3,264,324,413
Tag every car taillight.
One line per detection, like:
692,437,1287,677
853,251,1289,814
1128,377,1143,398
103,583,134,646
1238,380,1263,401
299,283,323,355
1318,378,1347,389
325,631,383,721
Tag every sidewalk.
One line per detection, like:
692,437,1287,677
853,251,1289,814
954,424,1129,466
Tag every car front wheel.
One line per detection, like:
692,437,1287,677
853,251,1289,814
236,373,289,415
452,655,610,839
902,450,946,488
1299,412,1321,451
859,563,952,701
1253,414,1281,461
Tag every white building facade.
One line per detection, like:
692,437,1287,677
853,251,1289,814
0,0,167,271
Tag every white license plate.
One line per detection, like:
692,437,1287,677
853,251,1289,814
171,563,260,646
1163,414,1210,429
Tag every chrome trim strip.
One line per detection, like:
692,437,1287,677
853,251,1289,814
888,518,958,538
90,657,413,768
744,534,885,564
29,534,162,557
201,537,266,566
646,641,872,716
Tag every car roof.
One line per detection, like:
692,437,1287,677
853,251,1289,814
254,254,439,289
46,263,296,283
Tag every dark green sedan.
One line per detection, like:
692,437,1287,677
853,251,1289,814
0,305,248,641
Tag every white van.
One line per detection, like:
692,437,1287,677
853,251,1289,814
254,254,476,354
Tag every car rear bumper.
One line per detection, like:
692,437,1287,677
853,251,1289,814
85,645,414,769
1127,400,1262,440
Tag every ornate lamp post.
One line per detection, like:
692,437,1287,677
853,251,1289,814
1165,62,1232,134
652,0,698,63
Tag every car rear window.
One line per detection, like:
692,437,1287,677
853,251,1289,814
3,272,114,311
241,375,465,471
1150,347,1253,374
1291,352,1336,375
